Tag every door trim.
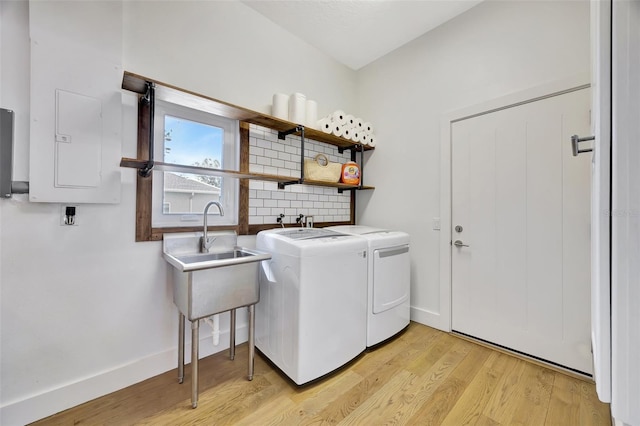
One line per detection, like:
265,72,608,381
438,73,590,332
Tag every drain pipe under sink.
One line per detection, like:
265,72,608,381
204,315,221,346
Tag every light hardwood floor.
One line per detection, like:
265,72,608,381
32,322,610,425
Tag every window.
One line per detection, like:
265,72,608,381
152,100,239,228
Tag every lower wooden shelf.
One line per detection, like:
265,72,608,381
299,179,374,191
120,158,374,191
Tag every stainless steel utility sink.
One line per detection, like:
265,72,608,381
162,231,271,409
167,247,270,319
165,248,267,273
163,233,271,320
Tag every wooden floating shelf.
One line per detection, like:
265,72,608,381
121,71,374,152
301,179,375,191
120,158,374,191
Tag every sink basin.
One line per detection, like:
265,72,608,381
165,248,270,272
163,232,272,321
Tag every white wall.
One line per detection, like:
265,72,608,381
355,0,591,329
0,2,357,425
123,1,357,118
611,1,640,423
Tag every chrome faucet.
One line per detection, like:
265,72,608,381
200,201,225,253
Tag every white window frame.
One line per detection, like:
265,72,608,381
151,100,239,228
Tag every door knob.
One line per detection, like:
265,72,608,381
453,240,469,247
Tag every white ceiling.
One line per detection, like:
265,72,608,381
243,0,483,70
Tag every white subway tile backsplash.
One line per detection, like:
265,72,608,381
250,128,265,139
249,198,263,207
257,139,272,150
278,152,291,161
248,124,351,225
263,181,278,191
263,166,278,175
257,156,271,166
277,168,294,177
285,145,298,155
249,216,264,225
265,131,278,142
249,181,263,190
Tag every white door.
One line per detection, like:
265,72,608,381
451,87,593,374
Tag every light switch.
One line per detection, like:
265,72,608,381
432,217,441,231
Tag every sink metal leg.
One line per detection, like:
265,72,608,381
248,304,255,381
178,313,185,384
229,309,236,360
191,319,199,409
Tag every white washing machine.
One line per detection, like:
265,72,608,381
255,228,367,385
327,225,410,347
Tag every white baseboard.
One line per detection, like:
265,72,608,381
410,306,450,332
0,326,248,426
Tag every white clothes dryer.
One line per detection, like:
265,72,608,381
255,228,367,385
327,225,410,347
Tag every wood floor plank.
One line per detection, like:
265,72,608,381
404,332,459,375
405,342,488,425
307,331,449,424
481,354,527,423
31,322,611,426
440,350,501,426
340,340,467,425
509,363,555,425
579,381,612,426
338,369,417,425
239,370,364,426
545,370,582,425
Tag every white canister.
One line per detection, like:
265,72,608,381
272,93,289,120
288,92,306,124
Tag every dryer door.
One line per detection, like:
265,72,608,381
373,245,410,314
